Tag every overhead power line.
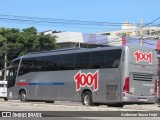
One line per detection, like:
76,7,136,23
1,14,159,27
0,13,160,47
0,14,123,26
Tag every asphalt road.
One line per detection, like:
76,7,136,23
0,99,160,111
0,99,160,120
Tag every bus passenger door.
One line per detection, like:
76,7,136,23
7,67,16,99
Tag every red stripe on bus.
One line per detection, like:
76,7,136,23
122,37,126,45
16,82,29,86
156,40,160,50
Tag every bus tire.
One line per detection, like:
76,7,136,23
4,97,8,101
45,101,55,103
82,91,93,106
157,97,160,105
19,90,27,102
107,104,124,108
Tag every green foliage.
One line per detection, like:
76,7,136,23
0,27,57,69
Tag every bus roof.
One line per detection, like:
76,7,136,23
13,46,155,60
23,46,125,58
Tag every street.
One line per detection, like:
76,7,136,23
0,99,160,120
0,99,160,111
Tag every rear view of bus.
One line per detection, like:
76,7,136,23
123,46,157,104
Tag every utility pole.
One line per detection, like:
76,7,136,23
3,42,7,81
78,42,80,48
140,18,143,47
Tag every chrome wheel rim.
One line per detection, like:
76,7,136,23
84,95,90,105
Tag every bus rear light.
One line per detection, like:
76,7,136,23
153,80,158,95
123,77,130,94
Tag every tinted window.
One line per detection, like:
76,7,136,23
8,67,16,88
89,50,122,68
18,49,122,75
59,54,76,70
19,57,45,76
32,57,45,72
8,59,20,87
89,52,104,68
104,50,122,68
19,58,32,76
75,52,89,69
45,55,60,71
11,59,20,74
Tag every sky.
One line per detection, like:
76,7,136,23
0,0,160,33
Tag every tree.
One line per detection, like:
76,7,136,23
0,28,20,80
0,27,57,80
19,27,57,53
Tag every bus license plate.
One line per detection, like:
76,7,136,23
138,98,147,102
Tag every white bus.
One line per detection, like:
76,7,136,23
0,70,8,101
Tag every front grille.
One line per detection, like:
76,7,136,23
132,73,154,81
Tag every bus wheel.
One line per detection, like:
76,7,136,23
82,91,93,106
107,104,124,108
45,101,55,103
19,91,27,102
4,97,8,101
157,97,160,105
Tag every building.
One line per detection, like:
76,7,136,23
41,20,160,49
98,21,160,39
42,31,109,48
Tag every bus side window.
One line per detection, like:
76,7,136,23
104,50,122,68
75,53,89,69
89,51,104,69
45,55,60,71
18,59,31,76
32,59,45,72
59,54,76,70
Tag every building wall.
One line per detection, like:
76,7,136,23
53,32,84,43
98,21,160,39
